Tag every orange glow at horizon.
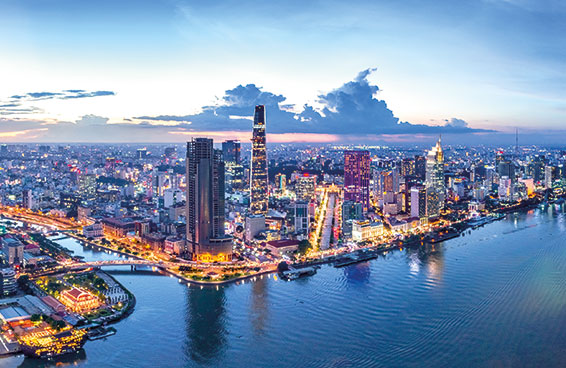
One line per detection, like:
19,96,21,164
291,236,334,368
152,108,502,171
169,130,340,143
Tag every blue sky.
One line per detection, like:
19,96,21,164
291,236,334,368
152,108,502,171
0,0,564,143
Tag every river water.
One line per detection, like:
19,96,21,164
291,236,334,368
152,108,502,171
2,205,566,367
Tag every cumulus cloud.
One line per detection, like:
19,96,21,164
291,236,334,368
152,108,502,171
75,114,109,125
137,68,492,135
443,118,469,128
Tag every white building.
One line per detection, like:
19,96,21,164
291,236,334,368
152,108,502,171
352,220,384,242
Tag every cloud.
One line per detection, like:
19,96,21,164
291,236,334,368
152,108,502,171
8,90,116,102
75,114,109,125
136,68,492,135
0,89,116,116
61,91,115,99
443,118,469,128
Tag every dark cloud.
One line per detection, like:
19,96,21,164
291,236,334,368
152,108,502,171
137,69,493,135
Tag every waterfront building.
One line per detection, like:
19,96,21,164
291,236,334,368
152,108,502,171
265,239,299,256
59,287,101,313
344,150,371,213
186,138,233,262
250,105,269,214
83,223,103,238
352,220,384,242
102,217,138,237
342,200,364,238
425,138,445,218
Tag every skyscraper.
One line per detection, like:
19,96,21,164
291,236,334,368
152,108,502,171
250,105,268,214
186,138,232,262
414,155,426,180
222,140,243,191
425,138,445,218
344,150,371,213
222,140,241,165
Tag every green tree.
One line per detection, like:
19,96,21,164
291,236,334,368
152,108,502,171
297,240,312,255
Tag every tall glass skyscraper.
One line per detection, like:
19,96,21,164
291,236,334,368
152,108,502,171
344,150,371,213
222,140,241,165
425,138,445,218
185,138,232,262
250,105,268,214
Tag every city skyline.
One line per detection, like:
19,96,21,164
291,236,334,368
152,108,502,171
0,1,564,144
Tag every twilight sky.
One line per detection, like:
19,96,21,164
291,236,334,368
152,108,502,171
0,0,564,144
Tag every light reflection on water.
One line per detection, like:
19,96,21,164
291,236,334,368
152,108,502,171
3,205,566,367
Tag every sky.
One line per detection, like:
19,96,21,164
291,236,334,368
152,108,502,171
0,0,564,144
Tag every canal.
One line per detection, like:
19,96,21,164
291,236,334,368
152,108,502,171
3,204,566,367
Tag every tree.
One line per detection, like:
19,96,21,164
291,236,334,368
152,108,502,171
297,240,312,255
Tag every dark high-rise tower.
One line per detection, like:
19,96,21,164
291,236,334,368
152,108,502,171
344,150,371,213
250,105,268,214
186,138,232,262
222,140,241,165
414,155,426,180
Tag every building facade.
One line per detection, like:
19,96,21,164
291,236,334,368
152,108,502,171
186,138,232,262
344,150,371,213
425,139,445,218
250,105,269,214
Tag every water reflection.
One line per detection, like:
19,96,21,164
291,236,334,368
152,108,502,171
17,349,87,368
343,262,371,284
250,278,269,336
405,243,445,283
185,287,227,364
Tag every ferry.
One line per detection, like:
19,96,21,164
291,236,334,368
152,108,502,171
280,266,318,280
334,254,361,268
87,326,117,341
19,329,87,359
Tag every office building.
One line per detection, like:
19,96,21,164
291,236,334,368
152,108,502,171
344,150,371,212
186,138,232,262
250,105,269,214
425,138,445,218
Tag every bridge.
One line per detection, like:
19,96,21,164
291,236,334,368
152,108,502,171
67,259,169,271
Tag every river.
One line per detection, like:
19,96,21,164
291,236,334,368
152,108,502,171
2,204,566,367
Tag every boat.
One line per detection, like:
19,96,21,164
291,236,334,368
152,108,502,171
87,326,116,340
334,254,361,268
280,266,317,280
19,329,87,359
